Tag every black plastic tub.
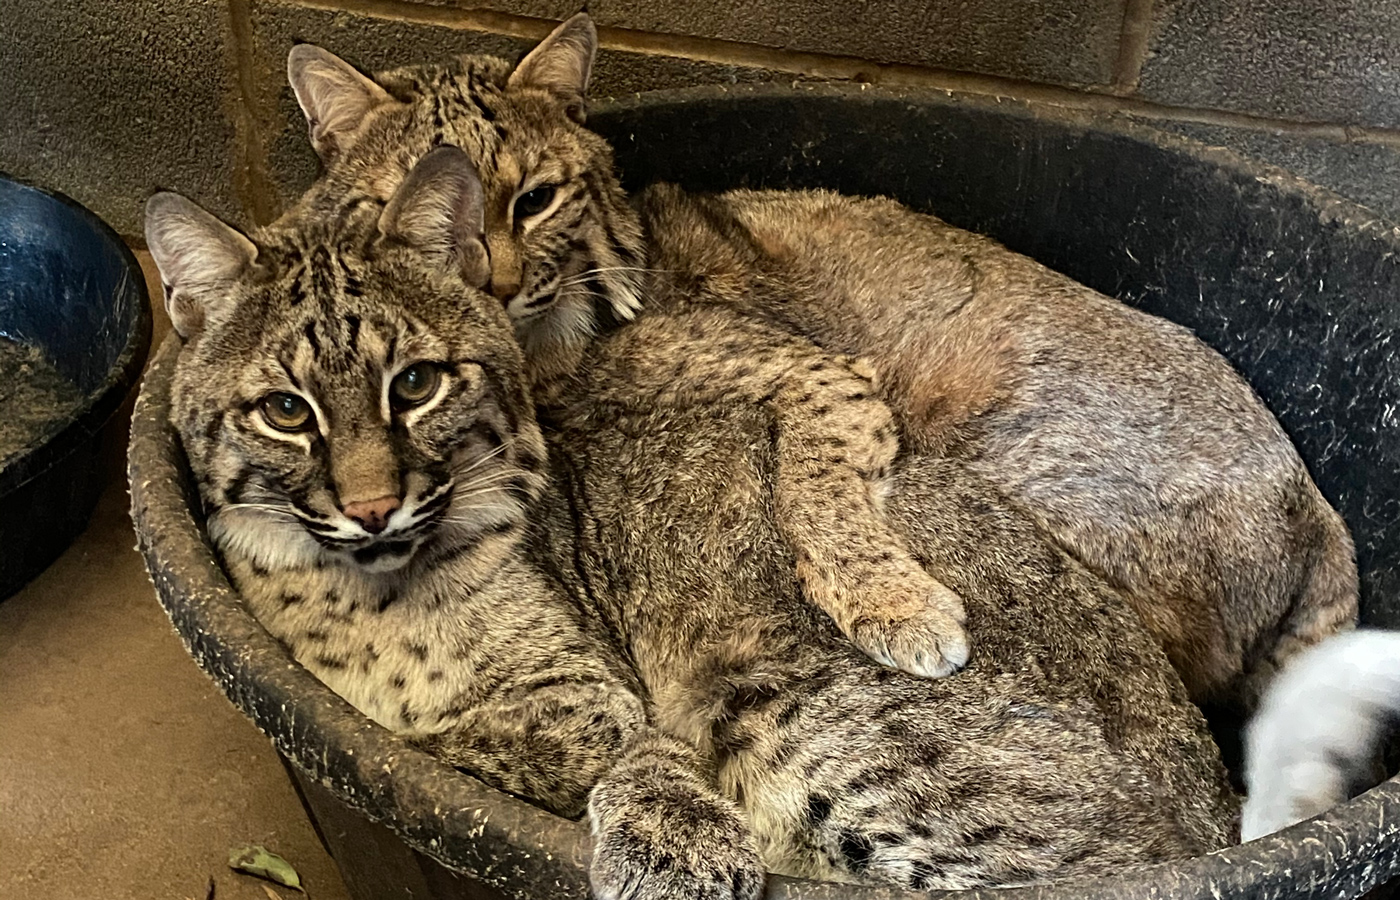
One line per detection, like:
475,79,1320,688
129,84,1400,899
1,175,151,600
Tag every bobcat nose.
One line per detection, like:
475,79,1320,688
343,495,401,535
485,233,523,301
489,271,522,302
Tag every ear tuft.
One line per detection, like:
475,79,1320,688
287,44,393,165
144,193,257,339
378,146,491,289
507,13,597,122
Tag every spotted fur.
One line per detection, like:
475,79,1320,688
149,146,1236,896
149,165,765,898
285,25,972,679
288,15,1358,711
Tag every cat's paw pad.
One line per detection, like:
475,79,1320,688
589,777,764,900
851,581,969,679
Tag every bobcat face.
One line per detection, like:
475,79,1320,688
287,15,645,362
153,151,545,577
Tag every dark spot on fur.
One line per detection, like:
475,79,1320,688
910,860,946,890
354,541,414,566
1059,846,1092,865
965,824,1005,845
427,669,444,683
775,700,802,728
315,654,346,670
391,674,407,690
399,701,417,725
303,322,322,357
845,765,905,793
727,681,782,715
404,641,429,662
838,830,874,874
281,592,303,607
305,629,328,642
806,795,833,826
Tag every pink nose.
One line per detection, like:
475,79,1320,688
342,495,401,535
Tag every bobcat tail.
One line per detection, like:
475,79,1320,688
1242,629,1400,840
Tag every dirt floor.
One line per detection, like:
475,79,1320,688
0,252,353,900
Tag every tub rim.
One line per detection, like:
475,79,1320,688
0,174,152,497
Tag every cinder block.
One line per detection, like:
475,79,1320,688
0,0,243,237
404,0,1126,87
1139,0,1400,128
250,1,778,216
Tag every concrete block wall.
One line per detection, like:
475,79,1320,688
3,0,1399,239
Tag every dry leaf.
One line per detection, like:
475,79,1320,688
228,845,303,892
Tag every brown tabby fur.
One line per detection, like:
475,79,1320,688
148,144,1235,897
285,16,1358,708
284,30,973,678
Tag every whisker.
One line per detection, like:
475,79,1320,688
440,504,524,521
451,471,523,493
451,487,521,504
452,440,513,476
558,265,670,288
218,502,299,519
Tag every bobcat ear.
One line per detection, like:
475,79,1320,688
144,192,257,339
508,13,597,122
378,146,491,289
287,44,393,165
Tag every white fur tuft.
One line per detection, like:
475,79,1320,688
1242,629,1400,840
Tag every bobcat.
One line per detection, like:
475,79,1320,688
277,43,977,682
281,15,1359,710
147,146,1236,897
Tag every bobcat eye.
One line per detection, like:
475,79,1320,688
513,184,557,221
261,392,314,432
390,363,442,410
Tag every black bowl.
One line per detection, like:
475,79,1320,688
129,84,1400,899
1,175,151,600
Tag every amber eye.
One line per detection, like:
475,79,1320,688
261,392,313,432
514,184,557,220
390,363,442,410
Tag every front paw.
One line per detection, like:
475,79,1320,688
588,772,764,900
850,577,969,679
